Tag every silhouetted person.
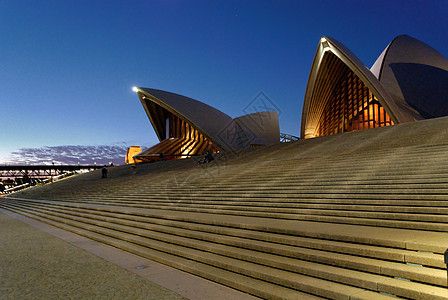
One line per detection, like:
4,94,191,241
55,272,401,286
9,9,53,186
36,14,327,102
205,151,214,163
102,166,108,178
198,151,214,164
159,153,164,161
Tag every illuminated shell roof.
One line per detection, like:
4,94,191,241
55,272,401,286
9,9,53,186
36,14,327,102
301,35,448,138
135,88,279,151
301,36,398,139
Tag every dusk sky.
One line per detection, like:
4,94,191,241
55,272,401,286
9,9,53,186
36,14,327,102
1,0,447,163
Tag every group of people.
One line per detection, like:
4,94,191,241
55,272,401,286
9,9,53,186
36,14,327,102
103,151,214,179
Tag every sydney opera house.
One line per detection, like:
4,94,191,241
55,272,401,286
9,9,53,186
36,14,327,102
129,34,448,163
3,35,448,299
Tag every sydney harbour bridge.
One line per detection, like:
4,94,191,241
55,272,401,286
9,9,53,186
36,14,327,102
0,165,102,179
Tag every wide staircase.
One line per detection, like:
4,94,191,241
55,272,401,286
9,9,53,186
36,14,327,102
2,116,448,299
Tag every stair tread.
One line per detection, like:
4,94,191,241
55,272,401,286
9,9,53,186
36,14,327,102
5,199,446,269
6,197,448,253
4,205,396,300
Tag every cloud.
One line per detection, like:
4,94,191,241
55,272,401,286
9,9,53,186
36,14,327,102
1,143,149,165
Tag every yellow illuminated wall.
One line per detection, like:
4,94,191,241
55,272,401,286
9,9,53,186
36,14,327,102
310,52,394,138
134,112,219,162
166,113,219,158
125,146,142,164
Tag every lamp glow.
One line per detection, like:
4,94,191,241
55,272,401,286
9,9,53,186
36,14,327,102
132,87,138,92
321,38,330,51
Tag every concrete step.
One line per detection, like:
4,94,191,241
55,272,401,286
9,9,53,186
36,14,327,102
7,198,444,268
24,196,448,211
12,197,448,232
107,201,448,222
13,199,448,254
30,172,448,192
25,203,447,285
1,204,398,300
28,168,448,187
3,202,444,300
22,195,448,225
124,181,448,190
22,182,448,201
4,198,448,253
25,191,448,202
116,186,448,195
41,197,448,214
7,116,448,299
23,166,448,185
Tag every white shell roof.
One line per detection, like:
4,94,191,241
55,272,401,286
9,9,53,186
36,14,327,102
370,35,448,121
136,88,280,151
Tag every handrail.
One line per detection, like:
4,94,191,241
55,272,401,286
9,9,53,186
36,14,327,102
3,183,30,194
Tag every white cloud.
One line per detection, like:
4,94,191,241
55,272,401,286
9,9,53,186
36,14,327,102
0,143,150,165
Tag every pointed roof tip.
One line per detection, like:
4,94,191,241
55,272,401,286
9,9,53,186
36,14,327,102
319,36,337,47
320,36,336,43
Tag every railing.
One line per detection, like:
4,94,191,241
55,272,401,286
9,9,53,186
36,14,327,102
3,183,30,194
280,133,300,143
1,171,78,195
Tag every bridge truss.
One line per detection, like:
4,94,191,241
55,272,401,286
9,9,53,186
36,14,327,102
0,165,102,179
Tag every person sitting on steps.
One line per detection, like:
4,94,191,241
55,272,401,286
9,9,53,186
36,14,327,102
198,151,214,164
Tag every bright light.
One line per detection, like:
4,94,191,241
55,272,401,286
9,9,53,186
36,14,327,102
321,37,330,51
132,87,139,92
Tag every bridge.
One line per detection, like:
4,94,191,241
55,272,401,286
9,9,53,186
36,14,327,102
0,165,103,179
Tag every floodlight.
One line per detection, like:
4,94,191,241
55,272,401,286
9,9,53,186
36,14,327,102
132,87,139,92
322,40,330,51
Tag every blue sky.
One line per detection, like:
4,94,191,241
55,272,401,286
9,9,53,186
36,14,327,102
1,0,447,163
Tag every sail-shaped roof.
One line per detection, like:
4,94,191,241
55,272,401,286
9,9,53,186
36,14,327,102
134,88,280,154
370,35,448,121
301,37,398,139
301,35,448,139
136,88,239,150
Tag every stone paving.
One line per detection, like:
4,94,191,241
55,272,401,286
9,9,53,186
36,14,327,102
0,211,186,300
